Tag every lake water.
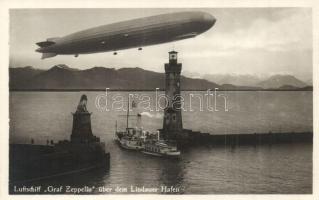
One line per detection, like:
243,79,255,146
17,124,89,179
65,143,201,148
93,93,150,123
9,91,313,194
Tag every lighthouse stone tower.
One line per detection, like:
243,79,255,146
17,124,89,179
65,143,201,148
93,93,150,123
162,51,183,140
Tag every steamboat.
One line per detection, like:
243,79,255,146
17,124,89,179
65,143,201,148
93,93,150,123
114,100,180,158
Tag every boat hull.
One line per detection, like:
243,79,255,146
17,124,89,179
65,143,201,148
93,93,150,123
141,150,180,158
115,133,144,151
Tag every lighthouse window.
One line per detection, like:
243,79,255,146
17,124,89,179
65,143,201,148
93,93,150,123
173,116,176,121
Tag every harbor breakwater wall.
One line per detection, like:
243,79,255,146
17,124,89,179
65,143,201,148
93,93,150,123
182,131,313,147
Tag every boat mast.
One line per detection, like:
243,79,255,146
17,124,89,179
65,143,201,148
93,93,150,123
115,120,117,132
126,96,129,129
157,130,160,141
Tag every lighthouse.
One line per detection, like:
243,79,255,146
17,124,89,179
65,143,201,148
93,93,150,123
162,51,183,140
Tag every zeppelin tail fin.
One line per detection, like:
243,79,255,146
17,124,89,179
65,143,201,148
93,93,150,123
36,41,56,48
36,37,59,47
41,53,57,59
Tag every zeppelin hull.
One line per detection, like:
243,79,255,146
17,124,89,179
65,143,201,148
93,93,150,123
36,11,216,57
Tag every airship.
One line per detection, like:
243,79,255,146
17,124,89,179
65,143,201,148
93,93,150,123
36,11,216,59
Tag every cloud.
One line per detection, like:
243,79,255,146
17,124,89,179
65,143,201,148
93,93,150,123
210,8,312,52
177,8,312,59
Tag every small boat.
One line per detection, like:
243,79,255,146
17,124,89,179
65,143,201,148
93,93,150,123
141,132,181,158
114,99,145,151
116,127,145,151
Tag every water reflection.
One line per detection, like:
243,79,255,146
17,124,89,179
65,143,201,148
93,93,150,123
9,143,312,194
158,158,185,194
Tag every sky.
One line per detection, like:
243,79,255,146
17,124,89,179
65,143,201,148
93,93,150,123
9,8,312,81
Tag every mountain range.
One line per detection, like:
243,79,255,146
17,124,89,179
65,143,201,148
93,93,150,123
9,65,312,91
186,72,311,88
